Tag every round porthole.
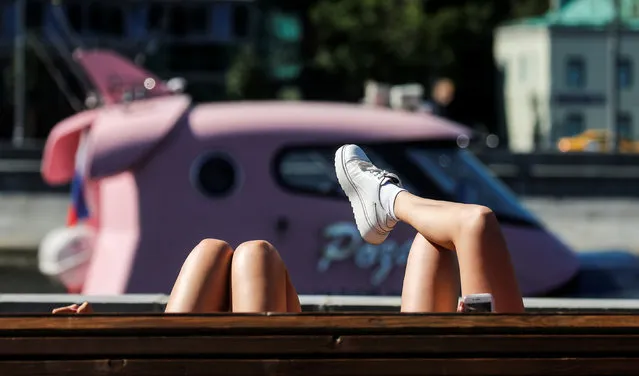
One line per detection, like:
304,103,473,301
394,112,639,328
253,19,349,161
191,153,238,198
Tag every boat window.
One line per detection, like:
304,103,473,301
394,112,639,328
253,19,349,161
191,152,238,198
275,146,417,198
405,147,538,223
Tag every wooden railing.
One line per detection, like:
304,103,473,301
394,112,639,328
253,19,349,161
1,313,638,375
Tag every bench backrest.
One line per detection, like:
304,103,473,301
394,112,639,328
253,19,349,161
0,313,637,375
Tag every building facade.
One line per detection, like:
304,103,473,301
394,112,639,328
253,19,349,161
494,0,639,152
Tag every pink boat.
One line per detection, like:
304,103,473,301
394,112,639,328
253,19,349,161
38,49,579,297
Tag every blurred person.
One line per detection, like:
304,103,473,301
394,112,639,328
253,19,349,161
53,145,524,315
423,78,455,118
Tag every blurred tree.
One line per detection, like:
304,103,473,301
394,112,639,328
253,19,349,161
309,0,429,101
226,46,275,100
253,0,550,134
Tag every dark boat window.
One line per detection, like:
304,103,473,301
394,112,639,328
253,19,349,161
191,152,238,198
405,146,538,224
274,145,423,198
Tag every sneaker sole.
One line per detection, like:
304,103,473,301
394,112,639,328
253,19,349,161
335,145,388,245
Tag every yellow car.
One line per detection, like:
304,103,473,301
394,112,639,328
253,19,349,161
557,129,639,153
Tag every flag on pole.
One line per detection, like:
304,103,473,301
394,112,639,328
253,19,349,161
67,131,90,226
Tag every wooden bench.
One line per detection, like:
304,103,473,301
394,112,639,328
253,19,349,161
0,313,638,375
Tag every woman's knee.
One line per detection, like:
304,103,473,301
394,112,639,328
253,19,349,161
188,238,234,264
458,205,498,235
233,240,280,262
232,240,283,273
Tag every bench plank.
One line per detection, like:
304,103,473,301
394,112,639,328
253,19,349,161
0,335,638,357
1,358,638,376
2,314,639,333
2,314,639,375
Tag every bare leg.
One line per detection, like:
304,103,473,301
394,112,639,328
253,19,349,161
401,233,460,312
285,269,303,312
231,240,301,313
396,193,524,313
165,239,233,313
56,239,301,315
335,144,523,313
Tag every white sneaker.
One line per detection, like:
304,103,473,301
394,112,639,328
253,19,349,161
335,144,403,245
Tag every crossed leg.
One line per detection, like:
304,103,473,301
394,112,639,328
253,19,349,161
398,195,524,313
165,239,301,313
335,144,524,314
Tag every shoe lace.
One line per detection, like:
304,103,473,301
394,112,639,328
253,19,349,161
369,167,389,179
361,162,394,181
